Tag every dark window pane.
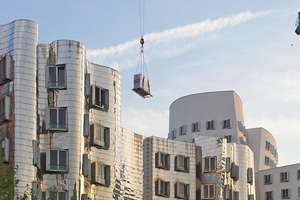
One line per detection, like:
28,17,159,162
58,67,65,82
59,109,66,125
50,150,57,166
204,185,208,197
49,67,56,83
58,192,66,200
95,87,100,106
209,185,214,197
211,157,216,170
50,109,57,125
101,89,106,106
205,158,209,170
59,151,66,167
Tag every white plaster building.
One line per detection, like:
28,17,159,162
256,163,300,200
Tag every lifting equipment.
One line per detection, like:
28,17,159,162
132,0,153,99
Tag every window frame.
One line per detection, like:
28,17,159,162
175,155,190,173
155,179,170,197
192,122,200,132
46,64,67,90
48,107,68,131
90,124,110,149
223,119,231,129
281,189,290,199
298,170,300,180
0,54,13,86
265,156,270,166
206,120,215,130
91,84,109,111
171,129,177,139
175,182,190,199
203,156,216,172
46,149,68,172
179,125,187,136
224,135,232,143
265,191,273,200
264,174,272,185
203,184,215,199
266,141,270,151
280,172,289,182
155,152,170,170
91,162,110,187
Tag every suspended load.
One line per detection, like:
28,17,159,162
295,11,300,35
132,0,152,99
132,36,153,98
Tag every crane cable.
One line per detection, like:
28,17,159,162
136,0,149,79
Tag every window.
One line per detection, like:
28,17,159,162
264,174,272,184
179,125,187,136
270,159,275,168
175,182,189,199
230,163,239,181
281,189,290,199
91,85,109,111
0,55,13,85
0,95,11,125
270,144,274,153
155,179,170,197
265,191,273,200
155,152,170,170
192,122,200,132
298,170,300,180
90,124,110,149
175,155,189,172
233,191,239,200
206,120,215,130
203,184,215,199
48,108,67,131
204,156,216,172
265,156,270,166
47,149,68,172
47,65,66,89
57,191,67,200
171,129,177,139
266,141,270,151
91,162,110,186
280,172,289,182
223,119,231,129
248,194,254,200
224,135,232,143
1,137,9,162
298,187,300,197
247,168,253,184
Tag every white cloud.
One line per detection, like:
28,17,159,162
86,11,272,71
121,108,169,138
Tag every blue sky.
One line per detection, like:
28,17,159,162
2,1,300,167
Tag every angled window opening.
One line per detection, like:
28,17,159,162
91,162,110,187
91,85,109,111
155,179,170,197
155,152,170,170
175,155,189,173
175,182,189,199
90,124,110,149
0,95,11,125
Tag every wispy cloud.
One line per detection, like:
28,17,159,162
87,11,272,70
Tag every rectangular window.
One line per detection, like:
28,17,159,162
270,159,275,168
57,191,67,200
179,125,187,136
230,163,239,181
90,124,110,149
224,135,232,143
1,137,9,162
91,85,109,111
266,141,270,150
223,119,231,129
264,174,272,184
281,189,290,199
47,149,68,172
192,122,200,132
155,179,170,197
203,184,215,199
47,65,66,89
280,172,289,182
265,191,273,200
0,55,13,85
49,108,67,131
204,156,216,172
175,155,189,172
247,168,253,184
298,170,300,180
270,144,274,153
298,187,300,197
91,162,110,186
206,120,215,130
175,182,189,199
171,129,176,139
234,191,239,200
265,156,270,166
0,96,11,125
155,152,170,170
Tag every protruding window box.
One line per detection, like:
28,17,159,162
46,149,68,173
90,124,110,149
0,95,12,125
91,162,110,187
82,154,91,180
46,107,68,131
175,155,190,173
90,85,109,111
155,152,170,170
155,179,170,197
132,73,152,99
175,182,190,199
1,137,9,162
0,55,14,86
45,65,66,90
